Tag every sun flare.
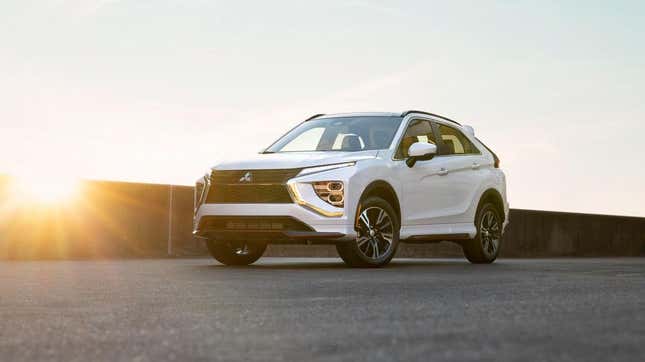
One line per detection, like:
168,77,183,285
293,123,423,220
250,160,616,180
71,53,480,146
9,175,81,204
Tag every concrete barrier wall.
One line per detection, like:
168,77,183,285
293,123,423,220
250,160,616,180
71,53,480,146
501,209,645,257
0,179,199,259
0,179,643,259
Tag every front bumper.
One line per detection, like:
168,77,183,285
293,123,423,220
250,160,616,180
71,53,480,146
193,203,357,243
194,165,360,243
196,229,347,244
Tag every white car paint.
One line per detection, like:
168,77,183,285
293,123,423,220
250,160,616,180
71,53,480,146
214,150,379,171
194,111,509,242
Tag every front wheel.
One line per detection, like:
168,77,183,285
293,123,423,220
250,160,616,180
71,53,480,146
206,240,267,266
336,196,400,267
463,202,503,264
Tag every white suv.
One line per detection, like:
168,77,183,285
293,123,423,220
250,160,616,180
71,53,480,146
194,110,509,267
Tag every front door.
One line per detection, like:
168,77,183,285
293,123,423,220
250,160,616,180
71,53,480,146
393,119,456,226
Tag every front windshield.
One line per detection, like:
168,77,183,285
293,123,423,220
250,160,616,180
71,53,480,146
265,116,403,153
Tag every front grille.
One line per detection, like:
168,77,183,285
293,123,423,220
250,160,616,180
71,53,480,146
205,184,293,203
205,169,301,204
199,216,313,232
210,169,301,184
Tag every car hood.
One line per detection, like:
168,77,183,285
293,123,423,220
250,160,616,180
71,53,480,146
212,150,379,171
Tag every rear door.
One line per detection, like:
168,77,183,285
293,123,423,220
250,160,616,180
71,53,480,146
432,122,486,223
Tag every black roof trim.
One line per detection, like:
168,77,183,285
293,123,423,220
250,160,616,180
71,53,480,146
304,113,325,121
400,110,462,126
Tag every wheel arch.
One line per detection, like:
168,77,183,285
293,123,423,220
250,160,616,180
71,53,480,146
477,188,505,222
356,180,401,227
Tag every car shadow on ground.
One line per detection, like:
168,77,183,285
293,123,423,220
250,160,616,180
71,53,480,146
197,258,512,271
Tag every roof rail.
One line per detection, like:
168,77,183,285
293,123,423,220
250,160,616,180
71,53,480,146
304,113,325,121
400,110,462,126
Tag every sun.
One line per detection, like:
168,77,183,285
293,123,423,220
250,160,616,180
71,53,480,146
9,174,81,204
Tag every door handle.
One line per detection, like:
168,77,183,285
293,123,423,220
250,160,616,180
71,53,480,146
438,167,449,176
471,162,480,170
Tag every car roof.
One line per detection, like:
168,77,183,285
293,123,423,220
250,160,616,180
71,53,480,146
314,110,462,126
317,112,401,118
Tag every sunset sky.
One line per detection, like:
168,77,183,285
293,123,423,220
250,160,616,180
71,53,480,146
1,1,644,216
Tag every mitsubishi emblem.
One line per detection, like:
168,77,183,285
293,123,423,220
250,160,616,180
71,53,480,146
239,171,252,183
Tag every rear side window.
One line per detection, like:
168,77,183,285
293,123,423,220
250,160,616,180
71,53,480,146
436,124,479,155
476,137,500,168
395,119,437,159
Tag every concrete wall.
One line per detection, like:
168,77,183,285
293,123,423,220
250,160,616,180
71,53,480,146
0,180,199,259
501,209,645,257
0,179,643,259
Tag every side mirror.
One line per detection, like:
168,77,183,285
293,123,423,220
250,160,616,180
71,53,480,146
406,142,437,167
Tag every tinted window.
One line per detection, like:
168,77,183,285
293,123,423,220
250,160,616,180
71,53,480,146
395,119,437,159
436,124,479,155
266,116,402,153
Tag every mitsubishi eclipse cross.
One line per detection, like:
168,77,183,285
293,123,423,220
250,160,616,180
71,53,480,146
193,110,509,267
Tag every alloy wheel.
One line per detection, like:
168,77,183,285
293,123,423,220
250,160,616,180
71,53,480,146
480,209,501,257
356,206,394,260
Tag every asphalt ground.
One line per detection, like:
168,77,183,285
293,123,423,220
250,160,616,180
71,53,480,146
1,257,644,361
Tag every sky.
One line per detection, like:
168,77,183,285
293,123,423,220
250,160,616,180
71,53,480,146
1,0,644,217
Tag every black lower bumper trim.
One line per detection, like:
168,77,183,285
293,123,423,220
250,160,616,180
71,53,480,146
195,229,347,244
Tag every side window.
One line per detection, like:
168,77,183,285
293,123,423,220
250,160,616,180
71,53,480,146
436,124,479,155
395,119,436,159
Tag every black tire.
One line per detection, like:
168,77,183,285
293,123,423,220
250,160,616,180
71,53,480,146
336,196,400,267
463,202,503,264
206,240,267,266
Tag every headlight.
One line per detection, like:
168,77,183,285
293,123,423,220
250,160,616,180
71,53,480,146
312,181,344,207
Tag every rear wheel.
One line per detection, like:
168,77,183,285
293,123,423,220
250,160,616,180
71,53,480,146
463,202,503,264
336,196,399,267
206,240,267,266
